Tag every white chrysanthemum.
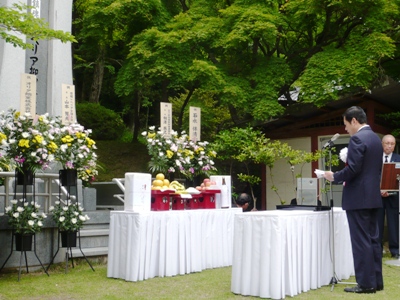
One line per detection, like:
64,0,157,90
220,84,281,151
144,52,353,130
28,220,34,226
59,216,65,222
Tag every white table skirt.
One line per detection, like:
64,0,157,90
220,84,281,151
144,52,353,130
107,208,242,281
231,208,355,299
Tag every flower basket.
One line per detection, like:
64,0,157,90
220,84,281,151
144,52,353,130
60,231,77,248
15,233,33,251
50,201,90,232
5,200,46,235
59,169,78,187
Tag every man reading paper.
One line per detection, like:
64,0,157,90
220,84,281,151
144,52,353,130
323,106,383,294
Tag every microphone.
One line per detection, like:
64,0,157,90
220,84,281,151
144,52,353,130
322,133,340,149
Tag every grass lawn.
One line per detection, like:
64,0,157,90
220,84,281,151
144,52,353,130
0,255,400,300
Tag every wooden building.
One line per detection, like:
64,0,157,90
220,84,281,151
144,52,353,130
260,80,400,210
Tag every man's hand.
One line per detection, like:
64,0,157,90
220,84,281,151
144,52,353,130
323,171,334,182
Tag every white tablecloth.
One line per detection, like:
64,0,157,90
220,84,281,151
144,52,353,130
231,208,355,299
107,208,242,281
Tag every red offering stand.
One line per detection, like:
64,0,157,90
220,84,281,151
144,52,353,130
199,190,221,209
151,190,172,211
171,194,186,210
186,194,202,209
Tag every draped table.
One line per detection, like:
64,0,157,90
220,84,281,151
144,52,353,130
107,208,242,281
231,208,355,299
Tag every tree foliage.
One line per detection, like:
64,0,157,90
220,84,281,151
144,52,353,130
113,0,399,135
0,3,75,49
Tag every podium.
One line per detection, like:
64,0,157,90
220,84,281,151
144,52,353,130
381,163,400,266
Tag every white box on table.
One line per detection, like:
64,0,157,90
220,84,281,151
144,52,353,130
210,175,232,209
124,172,151,212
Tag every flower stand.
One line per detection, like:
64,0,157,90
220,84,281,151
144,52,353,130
46,170,94,274
0,169,49,281
151,190,171,211
198,190,220,209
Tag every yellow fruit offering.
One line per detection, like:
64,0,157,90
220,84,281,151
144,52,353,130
152,179,164,187
156,173,165,180
163,179,170,186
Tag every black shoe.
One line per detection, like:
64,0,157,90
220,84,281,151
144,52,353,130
344,286,376,294
391,253,399,258
377,285,384,291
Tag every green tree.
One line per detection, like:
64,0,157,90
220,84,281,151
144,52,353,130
0,3,75,49
213,127,325,205
115,0,399,136
73,0,179,141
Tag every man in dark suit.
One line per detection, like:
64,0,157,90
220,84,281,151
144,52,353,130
379,134,400,258
324,106,383,294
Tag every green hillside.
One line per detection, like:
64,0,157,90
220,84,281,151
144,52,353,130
95,140,150,182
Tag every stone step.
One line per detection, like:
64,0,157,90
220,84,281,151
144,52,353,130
71,246,108,257
79,228,109,237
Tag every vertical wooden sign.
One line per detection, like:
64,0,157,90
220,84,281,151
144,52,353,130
61,84,76,125
160,102,172,138
20,73,37,116
189,106,201,142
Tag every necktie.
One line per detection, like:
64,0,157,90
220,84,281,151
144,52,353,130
385,155,388,162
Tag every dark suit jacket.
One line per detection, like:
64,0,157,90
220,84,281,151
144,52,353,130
333,126,383,210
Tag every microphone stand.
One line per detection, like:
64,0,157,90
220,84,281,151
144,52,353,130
325,146,356,291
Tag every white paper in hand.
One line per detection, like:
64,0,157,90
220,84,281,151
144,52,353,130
314,169,325,179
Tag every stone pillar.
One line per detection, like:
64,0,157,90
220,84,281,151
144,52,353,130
0,0,73,117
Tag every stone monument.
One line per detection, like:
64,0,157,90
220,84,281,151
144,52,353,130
0,0,73,117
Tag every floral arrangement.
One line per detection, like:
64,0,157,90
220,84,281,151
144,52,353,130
141,126,217,179
0,109,60,172
49,200,90,232
5,199,47,234
55,124,98,186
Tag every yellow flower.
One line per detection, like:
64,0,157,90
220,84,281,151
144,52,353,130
166,150,174,158
33,135,44,144
196,147,204,153
86,138,95,148
18,139,30,148
61,135,74,144
14,111,20,119
148,132,156,138
0,133,6,142
47,141,58,152
76,132,86,139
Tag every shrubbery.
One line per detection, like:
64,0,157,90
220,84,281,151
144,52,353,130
76,103,126,140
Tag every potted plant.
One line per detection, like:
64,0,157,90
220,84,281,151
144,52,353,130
49,200,90,247
5,199,47,251
54,124,98,187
